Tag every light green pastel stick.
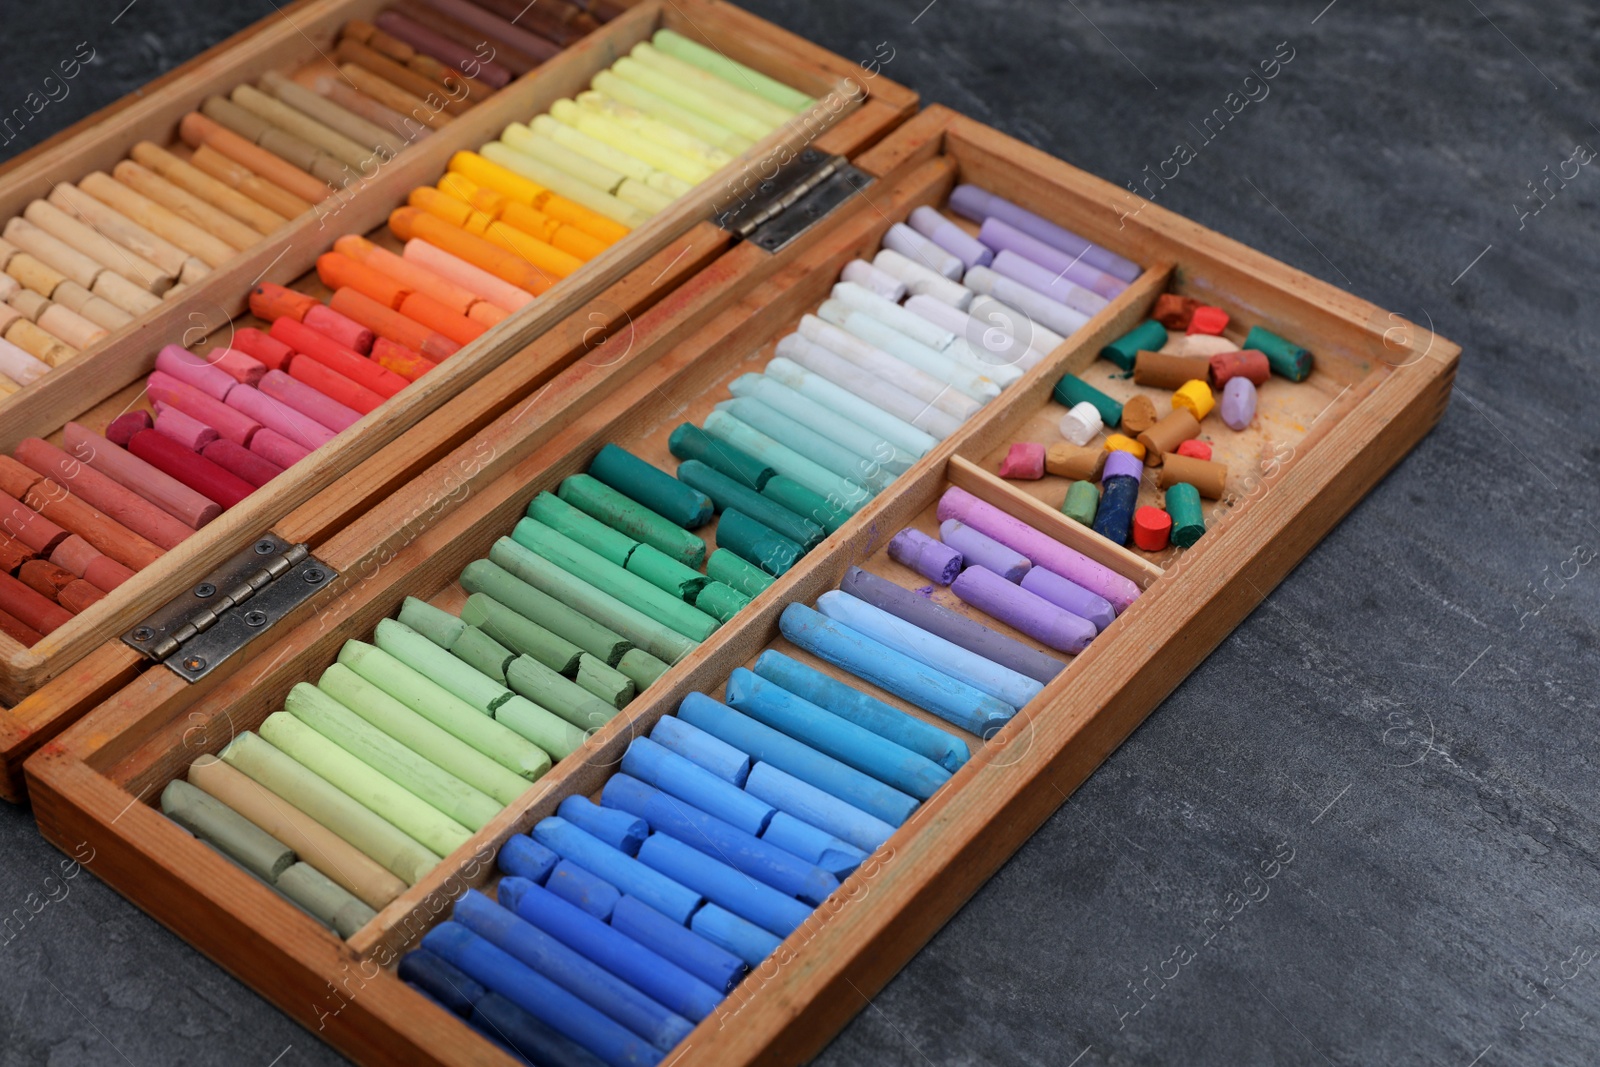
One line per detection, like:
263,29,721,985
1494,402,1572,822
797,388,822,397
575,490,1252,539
260,712,473,858
480,141,646,226
337,641,552,782
527,491,638,567
652,29,815,112
718,397,895,493
764,358,938,458
624,543,709,602
285,683,502,831
161,779,294,883
576,653,635,708
707,547,775,598
278,863,376,938
589,76,752,154
460,592,583,677
727,374,914,475
618,647,671,689
453,626,515,685
508,521,719,642
702,410,869,513
459,565,629,667
317,665,530,807
551,100,716,184
612,57,774,142
629,42,798,127
220,731,439,885
495,692,590,760
396,597,465,649
502,121,625,193
531,113,658,186
573,90,742,164
374,619,510,715
559,474,707,567
506,654,619,734
614,176,673,215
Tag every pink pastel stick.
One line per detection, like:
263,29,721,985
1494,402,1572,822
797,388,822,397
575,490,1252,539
105,411,153,447
146,370,260,446
935,485,1141,613
61,423,222,529
257,369,362,433
222,383,337,452
206,347,267,386
304,304,374,354
155,344,239,401
202,440,284,488
250,428,312,468
153,403,220,452
403,239,534,313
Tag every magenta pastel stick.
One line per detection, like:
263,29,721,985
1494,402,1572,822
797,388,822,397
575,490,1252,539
990,250,1108,319
938,519,1030,581
946,184,1141,283
222,382,338,452
153,403,220,452
206,347,268,386
105,410,153,447
908,206,992,270
950,564,1097,655
1019,565,1115,633
936,486,1141,613
886,528,962,585
978,218,1127,300
202,439,284,488
257,369,363,433
154,344,239,402
146,370,260,446
250,428,313,468
303,304,375,354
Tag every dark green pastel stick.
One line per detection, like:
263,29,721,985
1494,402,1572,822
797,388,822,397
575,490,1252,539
760,475,849,533
694,581,750,624
1052,375,1123,430
397,596,465,649
667,423,774,491
559,474,707,567
453,626,515,684
576,653,634,708
1166,482,1206,548
1242,325,1313,381
618,648,670,689
588,443,713,528
1101,319,1166,372
460,561,630,666
625,543,710,602
677,460,824,550
506,655,619,733
527,491,636,567
718,509,803,577
460,592,584,676
707,548,774,598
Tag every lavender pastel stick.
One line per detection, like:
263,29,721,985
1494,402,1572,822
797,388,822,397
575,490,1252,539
990,250,1108,319
947,183,1142,282
882,221,964,279
839,566,1063,684
908,206,992,270
887,528,961,585
978,217,1127,300
950,565,1097,655
1019,566,1116,632
938,519,1030,581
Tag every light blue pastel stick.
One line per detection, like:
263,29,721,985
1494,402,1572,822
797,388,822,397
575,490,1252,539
676,693,917,826
689,903,783,968
533,817,703,925
813,302,1006,401
499,835,560,883
620,736,773,835
637,834,812,938
762,358,937,458
724,668,950,801
743,762,893,854
716,397,895,494
547,860,622,921
752,650,969,773
558,796,648,856
815,590,1043,710
702,410,870,514
649,715,750,785
727,374,914,475
777,602,1015,737
759,812,867,879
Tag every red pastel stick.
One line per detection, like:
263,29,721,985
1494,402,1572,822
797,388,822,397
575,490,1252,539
128,430,255,509
0,491,70,556
284,356,384,416
62,424,223,529
201,440,284,488
304,303,375,354
268,317,408,397
0,572,73,635
24,479,165,571
59,580,106,614
106,411,153,447
0,604,43,647
15,438,196,550
232,328,295,372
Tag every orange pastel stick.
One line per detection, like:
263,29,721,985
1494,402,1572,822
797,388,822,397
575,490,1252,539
249,282,320,322
370,337,436,381
501,201,607,261
268,317,408,398
287,354,385,414
388,206,553,295
329,286,460,361
466,301,508,327
481,220,583,278
316,251,411,309
334,234,477,315
178,113,335,205
398,291,486,346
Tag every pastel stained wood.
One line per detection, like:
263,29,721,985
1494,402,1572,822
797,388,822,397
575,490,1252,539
127,141,290,236
0,572,72,635
128,430,255,510
62,423,223,529
24,479,165,571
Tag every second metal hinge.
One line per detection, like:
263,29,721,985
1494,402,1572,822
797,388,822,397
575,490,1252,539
714,147,872,253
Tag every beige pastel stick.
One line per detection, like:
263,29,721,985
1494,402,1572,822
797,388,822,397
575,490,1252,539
111,160,262,253
0,373,18,397
127,141,287,238
187,755,407,912
260,71,402,156
3,217,103,289
38,302,107,349
5,318,78,367
0,237,14,271
77,171,240,267
199,96,356,190
336,64,452,130
50,280,132,330
6,252,67,298
90,269,162,316
23,200,174,294
46,181,200,280
186,144,313,224
7,289,47,320
231,84,375,170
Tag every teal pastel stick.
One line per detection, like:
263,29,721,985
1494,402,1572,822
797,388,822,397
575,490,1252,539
743,761,894,854
724,668,951,800
763,357,937,458
705,548,775,598
726,374,914,475
676,460,824,550
702,409,869,514
667,423,775,491
716,509,803,578
676,693,917,826
588,443,713,528
559,474,707,567
716,397,895,494
528,492,638,568
760,475,850,534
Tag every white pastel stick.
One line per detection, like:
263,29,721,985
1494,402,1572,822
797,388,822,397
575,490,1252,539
772,336,963,440
830,281,953,350
903,294,1042,376
839,259,906,302
968,294,1066,365
816,299,1008,397
1059,402,1103,446
872,249,973,308
799,315,985,420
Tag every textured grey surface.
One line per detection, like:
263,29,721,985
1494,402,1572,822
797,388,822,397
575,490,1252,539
2,2,1597,1065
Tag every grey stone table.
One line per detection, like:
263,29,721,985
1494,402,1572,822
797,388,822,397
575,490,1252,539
2,2,1595,1064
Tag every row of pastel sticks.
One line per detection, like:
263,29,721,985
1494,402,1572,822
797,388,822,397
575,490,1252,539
403,651,973,1067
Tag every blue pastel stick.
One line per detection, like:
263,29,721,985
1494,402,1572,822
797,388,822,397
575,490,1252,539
724,668,950,800
548,860,623,921
422,921,662,1067
559,796,649,856
472,992,610,1067
691,904,783,967
499,876,723,1022
602,774,838,906
456,890,694,1052
760,812,867,879
752,651,969,773
779,602,1015,737
499,835,560,883
399,949,485,1017
621,735,773,835
677,692,917,826
611,895,747,993
536,817,703,925
744,762,893,854
637,834,812,938
649,715,750,785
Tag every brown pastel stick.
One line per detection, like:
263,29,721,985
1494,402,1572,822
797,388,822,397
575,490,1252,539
62,423,221,530
1209,349,1271,387
392,0,542,75
19,559,76,599
5,318,78,366
52,280,134,331
1120,393,1158,434
471,0,589,45
335,39,475,116
128,142,289,237
0,492,70,556
311,75,434,141
24,479,164,571
111,159,264,252
187,144,314,224
177,113,334,205
77,171,241,268
1133,350,1212,390
0,456,43,498
0,530,36,573
342,20,493,99
259,71,403,157
0,605,43,647
1157,452,1229,500
1137,409,1202,467
1044,442,1106,482
200,96,356,189
59,580,106,614
332,65,452,130
6,252,67,298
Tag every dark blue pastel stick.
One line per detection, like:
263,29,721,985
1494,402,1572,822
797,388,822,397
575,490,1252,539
744,762,893,854
602,774,838,906
535,817,703,924
610,895,746,993
548,860,623,920
499,876,723,1022
621,735,773,835
678,693,917,826
456,890,693,1052
690,903,782,967
649,715,750,785
398,949,484,1017
724,668,950,800
559,796,649,856
752,651,969,773
759,811,867,879
499,835,560,884
422,921,662,1067
472,992,609,1067
637,833,812,938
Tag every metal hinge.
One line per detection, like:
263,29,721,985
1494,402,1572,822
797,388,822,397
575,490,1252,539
122,534,336,682
714,147,872,253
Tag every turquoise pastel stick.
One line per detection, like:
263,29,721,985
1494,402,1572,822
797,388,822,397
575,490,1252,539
716,397,895,494
726,374,915,475
676,460,824,550
701,410,869,514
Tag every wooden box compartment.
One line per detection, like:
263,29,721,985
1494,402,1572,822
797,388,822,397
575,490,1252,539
26,103,1457,1066
0,0,915,774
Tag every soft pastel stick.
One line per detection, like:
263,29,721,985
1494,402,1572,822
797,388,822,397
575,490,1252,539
948,183,1141,282
814,301,1013,396
146,369,258,445
250,428,312,469
688,904,782,969
726,373,914,475
938,518,1029,581
989,250,1108,319
909,205,992,269
62,423,221,528
305,303,376,354
637,832,810,938
557,796,646,856
762,358,937,458
951,564,1097,655
155,343,238,400
335,234,475,314
201,439,282,488
499,835,560,884
533,817,701,925
886,527,961,584
882,221,963,280
0,572,72,634
257,368,363,432
742,762,893,856
620,736,772,835
403,238,535,312
127,430,253,509
268,317,408,397
398,949,486,1017
223,382,338,451
1019,566,1116,632
648,715,749,785
14,437,193,548
610,894,746,994
758,812,866,880
978,217,1127,299
287,352,387,414
716,396,894,494
772,335,963,441
547,861,622,921
702,409,869,513
964,266,1089,339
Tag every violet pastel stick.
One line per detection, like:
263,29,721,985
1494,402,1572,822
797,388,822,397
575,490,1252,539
939,519,1029,581
937,486,1141,613
1020,566,1116,632
947,183,1141,282
989,250,1108,319
908,205,992,269
887,527,961,584
978,217,1128,300
950,564,1097,654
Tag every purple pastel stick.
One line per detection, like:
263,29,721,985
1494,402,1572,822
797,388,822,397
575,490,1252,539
909,206,993,270
1019,566,1116,633
990,251,1108,319
882,222,964,279
978,218,1127,300
947,184,1142,283
936,486,1141,613
887,527,962,585
155,344,239,402
938,519,1030,581
1221,377,1257,431
1102,450,1144,484
950,565,1097,654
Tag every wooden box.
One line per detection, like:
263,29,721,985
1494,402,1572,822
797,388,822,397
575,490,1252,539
25,102,1457,1066
0,0,916,796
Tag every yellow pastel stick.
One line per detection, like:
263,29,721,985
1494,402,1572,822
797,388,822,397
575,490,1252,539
501,122,624,194
629,42,797,127
591,71,752,154
532,114,694,197
553,99,716,184
479,142,647,227
447,151,632,244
